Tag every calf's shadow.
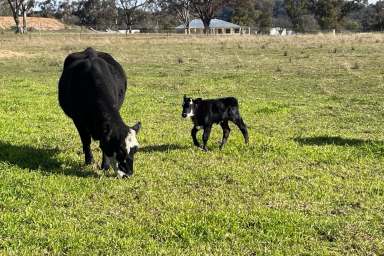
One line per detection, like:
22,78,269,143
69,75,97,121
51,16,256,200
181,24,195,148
0,141,94,177
140,143,189,153
294,136,382,147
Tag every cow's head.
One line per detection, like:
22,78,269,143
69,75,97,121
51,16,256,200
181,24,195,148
182,95,200,118
101,121,141,178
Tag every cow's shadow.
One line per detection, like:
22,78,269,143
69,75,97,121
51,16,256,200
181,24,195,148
0,141,94,177
294,136,381,147
140,143,189,153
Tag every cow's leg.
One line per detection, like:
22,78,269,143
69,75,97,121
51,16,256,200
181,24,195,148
201,125,212,151
219,121,231,149
73,120,94,165
233,117,249,144
101,151,110,170
191,126,200,147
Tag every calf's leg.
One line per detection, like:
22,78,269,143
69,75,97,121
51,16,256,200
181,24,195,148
73,120,94,165
233,117,249,144
201,125,212,151
191,126,200,147
219,121,231,149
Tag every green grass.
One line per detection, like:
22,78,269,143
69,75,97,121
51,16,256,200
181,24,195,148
1,33,384,255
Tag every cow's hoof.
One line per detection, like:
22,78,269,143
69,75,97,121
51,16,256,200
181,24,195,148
100,160,110,170
200,146,208,152
85,158,94,165
100,164,110,170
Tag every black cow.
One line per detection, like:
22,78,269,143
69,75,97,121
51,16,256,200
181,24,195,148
181,95,249,151
58,47,141,178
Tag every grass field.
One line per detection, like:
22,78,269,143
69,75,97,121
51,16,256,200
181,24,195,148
0,33,384,255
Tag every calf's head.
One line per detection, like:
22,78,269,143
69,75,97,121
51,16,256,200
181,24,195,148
101,122,141,178
182,95,200,118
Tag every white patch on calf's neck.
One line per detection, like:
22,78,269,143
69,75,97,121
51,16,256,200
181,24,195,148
125,129,139,154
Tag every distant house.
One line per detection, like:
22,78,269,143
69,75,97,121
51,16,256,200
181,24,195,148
176,19,243,34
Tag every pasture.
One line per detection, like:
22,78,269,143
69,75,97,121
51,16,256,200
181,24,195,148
0,33,384,255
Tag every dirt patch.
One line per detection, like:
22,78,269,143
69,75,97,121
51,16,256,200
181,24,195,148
0,17,65,30
0,50,32,59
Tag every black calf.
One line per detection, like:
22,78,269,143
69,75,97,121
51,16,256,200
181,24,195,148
182,95,249,151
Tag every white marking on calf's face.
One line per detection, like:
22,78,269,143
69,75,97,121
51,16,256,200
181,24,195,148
186,100,195,117
125,129,139,153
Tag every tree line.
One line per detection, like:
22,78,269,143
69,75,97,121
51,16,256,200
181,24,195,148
0,0,383,34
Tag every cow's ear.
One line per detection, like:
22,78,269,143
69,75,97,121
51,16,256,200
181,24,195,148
132,121,141,134
102,122,112,141
183,94,187,100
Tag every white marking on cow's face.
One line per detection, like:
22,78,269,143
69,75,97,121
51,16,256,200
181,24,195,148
186,100,195,117
116,170,126,178
109,154,127,178
125,129,139,154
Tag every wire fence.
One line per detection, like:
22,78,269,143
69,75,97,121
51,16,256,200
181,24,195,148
0,25,381,40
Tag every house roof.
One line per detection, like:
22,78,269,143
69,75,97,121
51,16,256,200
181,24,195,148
176,19,240,29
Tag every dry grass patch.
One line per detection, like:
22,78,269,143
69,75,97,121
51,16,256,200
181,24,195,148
0,50,33,59
0,17,65,30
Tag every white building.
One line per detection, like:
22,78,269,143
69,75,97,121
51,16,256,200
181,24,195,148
176,19,243,34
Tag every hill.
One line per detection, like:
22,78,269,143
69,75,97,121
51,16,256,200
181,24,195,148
0,16,65,30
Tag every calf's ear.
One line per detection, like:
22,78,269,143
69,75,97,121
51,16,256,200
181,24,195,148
183,94,187,100
132,121,141,134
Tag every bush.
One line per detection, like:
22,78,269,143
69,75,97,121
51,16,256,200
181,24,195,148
301,15,320,33
343,18,361,32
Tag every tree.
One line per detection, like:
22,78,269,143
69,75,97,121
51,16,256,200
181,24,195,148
75,0,117,30
254,0,273,32
284,0,309,32
5,0,34,33
230,0,258,26
159,0,192,34
21,0,34,32
118,0,151,33
228,0,273,33
357,0,384,31
309,0,364,30
38,0,58,18
0,0,13,16
56,1,80,25
190,0,231,34
372,0,384,31
273,0,293,29
6,0,24,33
